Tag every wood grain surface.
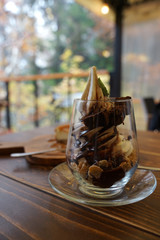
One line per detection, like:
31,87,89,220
0,174,160,240
0,131,66,165
25,134,66,165
0,127,160,240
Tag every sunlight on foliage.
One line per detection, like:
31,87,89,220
0,0,114,131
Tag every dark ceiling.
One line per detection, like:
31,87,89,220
76,0,160,24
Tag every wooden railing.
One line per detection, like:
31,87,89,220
0,70,109,131
0,70,108,82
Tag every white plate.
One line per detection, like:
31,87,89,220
48,162,157,207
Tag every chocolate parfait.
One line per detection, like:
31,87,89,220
67,66,138,188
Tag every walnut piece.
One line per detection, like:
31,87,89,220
88,165,103,179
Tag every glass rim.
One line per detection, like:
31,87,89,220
74,97,132,103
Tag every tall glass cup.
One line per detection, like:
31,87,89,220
66,98,139,198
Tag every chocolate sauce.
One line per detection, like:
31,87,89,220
92,167,125,188
69,98,135,188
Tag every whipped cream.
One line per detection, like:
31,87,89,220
112,135,133,157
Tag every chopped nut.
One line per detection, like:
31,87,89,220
88,165,103,179
79,163,89,178
78,158,89,178
120,161,131,172
70,162,78,171
120,149,137,171
98,160,109,168
78,158,87,168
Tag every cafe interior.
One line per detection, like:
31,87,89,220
0,0,160,133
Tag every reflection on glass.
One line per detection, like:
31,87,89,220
66,98,139,198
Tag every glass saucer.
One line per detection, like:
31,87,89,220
48,162,157,207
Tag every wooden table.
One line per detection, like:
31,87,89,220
0,127,160,240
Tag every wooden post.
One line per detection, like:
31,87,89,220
33,81,39,127
5,82,11,129
110,2,123,97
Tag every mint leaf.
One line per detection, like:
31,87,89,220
98,77,109,97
